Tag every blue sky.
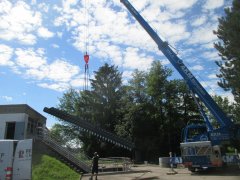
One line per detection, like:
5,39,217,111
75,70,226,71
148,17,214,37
0,0,233,128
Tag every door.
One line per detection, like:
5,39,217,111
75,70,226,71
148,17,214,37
5,122,16,139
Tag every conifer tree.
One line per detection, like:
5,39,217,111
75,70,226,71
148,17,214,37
214,0,240,103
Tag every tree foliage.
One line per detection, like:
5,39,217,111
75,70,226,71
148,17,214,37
90,63,123,131
214,0,240,104
52,60,239,162
56,64,126,157
213,95,240,123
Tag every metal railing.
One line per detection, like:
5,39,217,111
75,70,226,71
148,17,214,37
98,157,132,172
36,127,133,174
37,128,91,173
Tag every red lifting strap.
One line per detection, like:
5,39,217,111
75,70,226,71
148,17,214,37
84,53,89,64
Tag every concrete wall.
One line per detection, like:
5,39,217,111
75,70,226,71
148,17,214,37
0,104,47,140
0,113,28,139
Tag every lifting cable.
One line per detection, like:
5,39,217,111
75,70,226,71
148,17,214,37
83,0,90,90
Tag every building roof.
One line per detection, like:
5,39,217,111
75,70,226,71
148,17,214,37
0,104,46,123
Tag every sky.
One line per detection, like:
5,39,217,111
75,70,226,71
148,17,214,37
0,0,234,128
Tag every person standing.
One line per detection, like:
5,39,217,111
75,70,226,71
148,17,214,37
90,152,99,180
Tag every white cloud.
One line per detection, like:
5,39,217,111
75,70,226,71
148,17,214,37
25,68,47,80
31,0,36,5
0,0,227,94
38,82,69,92
200,79,219,93
0,44,14,66
208,73,217,79
1,96,13,102
200,76,235,103
192,16,207,27
23,59,80,83
140,0,198,13
19,34,37,45
56,0,192,74
122,70,133,79
70,75,85,88
13,48,81,91
202,51,220,61
187,23,218,46
38,3,49,13
221,92,235,103
94,42,123,66
159,58,170,66
0,0,12,14
37,27,54,39
0,0,54,45
45,60,80,82
0,0,42,45
123,47,153,71
57,32,63,38
62,0,79,12
165,0,198,12
199,78,234,103
190,65,204,71
37,74,86,92
201,42,215,49
203,0,224,10
52,44,60,48
15,48,47,69
155,21,190,44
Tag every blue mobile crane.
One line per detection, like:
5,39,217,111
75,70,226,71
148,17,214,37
120,0,240,171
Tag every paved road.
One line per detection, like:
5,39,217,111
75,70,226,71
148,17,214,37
81,165,240,180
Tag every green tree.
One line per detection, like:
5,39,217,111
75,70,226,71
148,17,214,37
159,79,200,155
214,0,240,104
213,95,240,124
115,70,150,161
54,62,201,161
146,61,199,156
116,61,200,160
58,88,80,115
147,61,172,122
146,61,172,156
56,63,126,157
202,95,240,129
90,63,123,131
50,124,82,149
53,88,84,150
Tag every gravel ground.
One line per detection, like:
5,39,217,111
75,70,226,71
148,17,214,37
81,165,240,180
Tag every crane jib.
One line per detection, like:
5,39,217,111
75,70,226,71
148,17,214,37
121,0,206,97
162,48,206,96
120,0,234,128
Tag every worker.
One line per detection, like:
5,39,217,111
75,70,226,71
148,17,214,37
90,152,99,180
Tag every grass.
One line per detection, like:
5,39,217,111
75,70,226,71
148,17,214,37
32,154,80,180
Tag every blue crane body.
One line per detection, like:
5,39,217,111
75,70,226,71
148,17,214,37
120,0,240,170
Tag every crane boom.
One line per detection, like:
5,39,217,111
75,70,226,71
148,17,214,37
120,0,233,128
120,0,240,150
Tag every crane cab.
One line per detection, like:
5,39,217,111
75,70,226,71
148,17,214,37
182,120,208,143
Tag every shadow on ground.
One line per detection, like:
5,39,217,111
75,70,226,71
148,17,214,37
191,166,240,176
131,176,160,180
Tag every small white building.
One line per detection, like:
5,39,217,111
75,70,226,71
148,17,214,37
0,104,46,140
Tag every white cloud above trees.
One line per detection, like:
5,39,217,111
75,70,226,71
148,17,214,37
203,0,224,10
0,0,230,94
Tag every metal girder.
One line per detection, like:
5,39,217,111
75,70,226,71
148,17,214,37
43,107,134,150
